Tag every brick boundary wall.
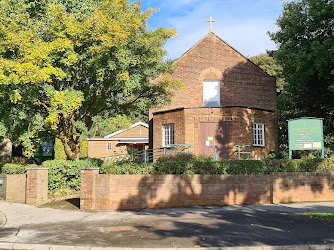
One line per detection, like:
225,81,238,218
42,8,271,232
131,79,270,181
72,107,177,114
6,174,27,203
0,169,48,206
80,169,334,210
0,174,27,203
26,168,49,206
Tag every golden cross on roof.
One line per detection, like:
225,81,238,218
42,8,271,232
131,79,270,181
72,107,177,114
207,16,215,32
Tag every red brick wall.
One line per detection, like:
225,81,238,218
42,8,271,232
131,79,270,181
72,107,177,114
81,170,334,211
153,107,277,159
272,172,334,203
26,168,48,206
81,168,99,210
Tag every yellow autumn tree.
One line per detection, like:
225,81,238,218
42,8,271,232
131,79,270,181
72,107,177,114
0,0,181,160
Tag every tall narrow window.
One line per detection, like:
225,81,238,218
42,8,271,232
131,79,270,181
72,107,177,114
253,123,265,146
203,80,220,106
163,124,174,146
107,142,112,151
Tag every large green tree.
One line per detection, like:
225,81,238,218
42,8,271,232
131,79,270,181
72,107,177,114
269,0,334,143
250,53,298,149
0,0,181,159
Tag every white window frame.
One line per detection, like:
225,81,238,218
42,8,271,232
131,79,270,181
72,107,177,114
163,124,174,147
107,142,112,151
253,123,265,146
203,80,220,107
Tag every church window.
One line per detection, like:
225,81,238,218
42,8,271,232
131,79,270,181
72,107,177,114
163,124,174,146
253,123,265,146
203,80,220,106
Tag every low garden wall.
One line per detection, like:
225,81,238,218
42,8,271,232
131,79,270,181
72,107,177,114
80,168,334,210
0,168,48,206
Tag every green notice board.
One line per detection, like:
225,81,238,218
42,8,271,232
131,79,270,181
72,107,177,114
288,118,324,159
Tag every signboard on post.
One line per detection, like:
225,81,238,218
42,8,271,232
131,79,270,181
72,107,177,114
288,117,324,159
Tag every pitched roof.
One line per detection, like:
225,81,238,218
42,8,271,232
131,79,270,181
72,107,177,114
104,122,148,138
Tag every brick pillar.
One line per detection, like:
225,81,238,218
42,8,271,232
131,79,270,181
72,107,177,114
80,168,99,210
26,168,48,206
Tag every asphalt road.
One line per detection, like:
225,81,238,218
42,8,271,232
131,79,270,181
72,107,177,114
0,201,333,248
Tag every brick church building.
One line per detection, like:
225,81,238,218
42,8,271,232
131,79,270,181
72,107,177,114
149,30,278,160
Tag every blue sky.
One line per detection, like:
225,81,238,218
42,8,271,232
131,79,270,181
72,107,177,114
140,0,284,59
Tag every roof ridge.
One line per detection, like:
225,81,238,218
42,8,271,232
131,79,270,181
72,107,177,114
104,122,148,138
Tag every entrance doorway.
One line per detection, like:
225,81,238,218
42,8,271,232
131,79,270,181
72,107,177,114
199,121,229,160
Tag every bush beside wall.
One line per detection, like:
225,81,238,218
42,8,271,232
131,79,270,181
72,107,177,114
42,158,103,191
1,157,333,193
100,158,334,175
1,159,103,193
2,163,38,174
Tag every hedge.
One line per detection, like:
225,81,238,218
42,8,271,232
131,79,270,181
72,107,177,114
2,163,38,174
42,158,103,191
1,159,103,192
100,158,334,175
1,158,333,192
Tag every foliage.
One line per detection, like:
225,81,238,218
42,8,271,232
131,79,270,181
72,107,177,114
79,141,88,158
0,161,5,171
100,157,334,175
55,138,89,159
100,160,155,175
267,150,290,160
54,139,67,160
42,158,103,191
87,115,134,138
250,53,298,149
269,0,334,143
302,213,334,223
1,163,37,174
156,153,196,163
249,53,285,89
0,0,181,160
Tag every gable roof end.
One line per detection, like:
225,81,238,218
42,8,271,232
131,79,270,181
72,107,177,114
174,32,274,79
104,122,148,138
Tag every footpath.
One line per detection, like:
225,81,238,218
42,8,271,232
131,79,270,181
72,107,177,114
0,201,333,249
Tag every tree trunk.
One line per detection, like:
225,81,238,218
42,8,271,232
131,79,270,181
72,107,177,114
58,115,81,160
60,134,81,160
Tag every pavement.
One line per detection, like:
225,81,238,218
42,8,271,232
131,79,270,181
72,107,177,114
0,200,333,249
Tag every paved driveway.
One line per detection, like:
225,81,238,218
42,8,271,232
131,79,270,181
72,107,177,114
0,201,333,248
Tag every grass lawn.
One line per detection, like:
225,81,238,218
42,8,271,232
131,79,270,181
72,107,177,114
302,213,334,223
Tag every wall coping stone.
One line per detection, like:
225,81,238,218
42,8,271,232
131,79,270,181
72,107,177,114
81,168,99,170
26,168,49,170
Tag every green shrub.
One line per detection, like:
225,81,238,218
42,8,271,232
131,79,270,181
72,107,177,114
79,141,88,158
99,157,334,175
221,160,266,175
157,153,195,163
154,157,225,174
54,139,67,160
100,160,154,174
42,158,103,191
2,163,38,174
267,150,289,159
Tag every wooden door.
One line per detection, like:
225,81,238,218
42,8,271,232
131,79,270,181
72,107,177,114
199,121,229,160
